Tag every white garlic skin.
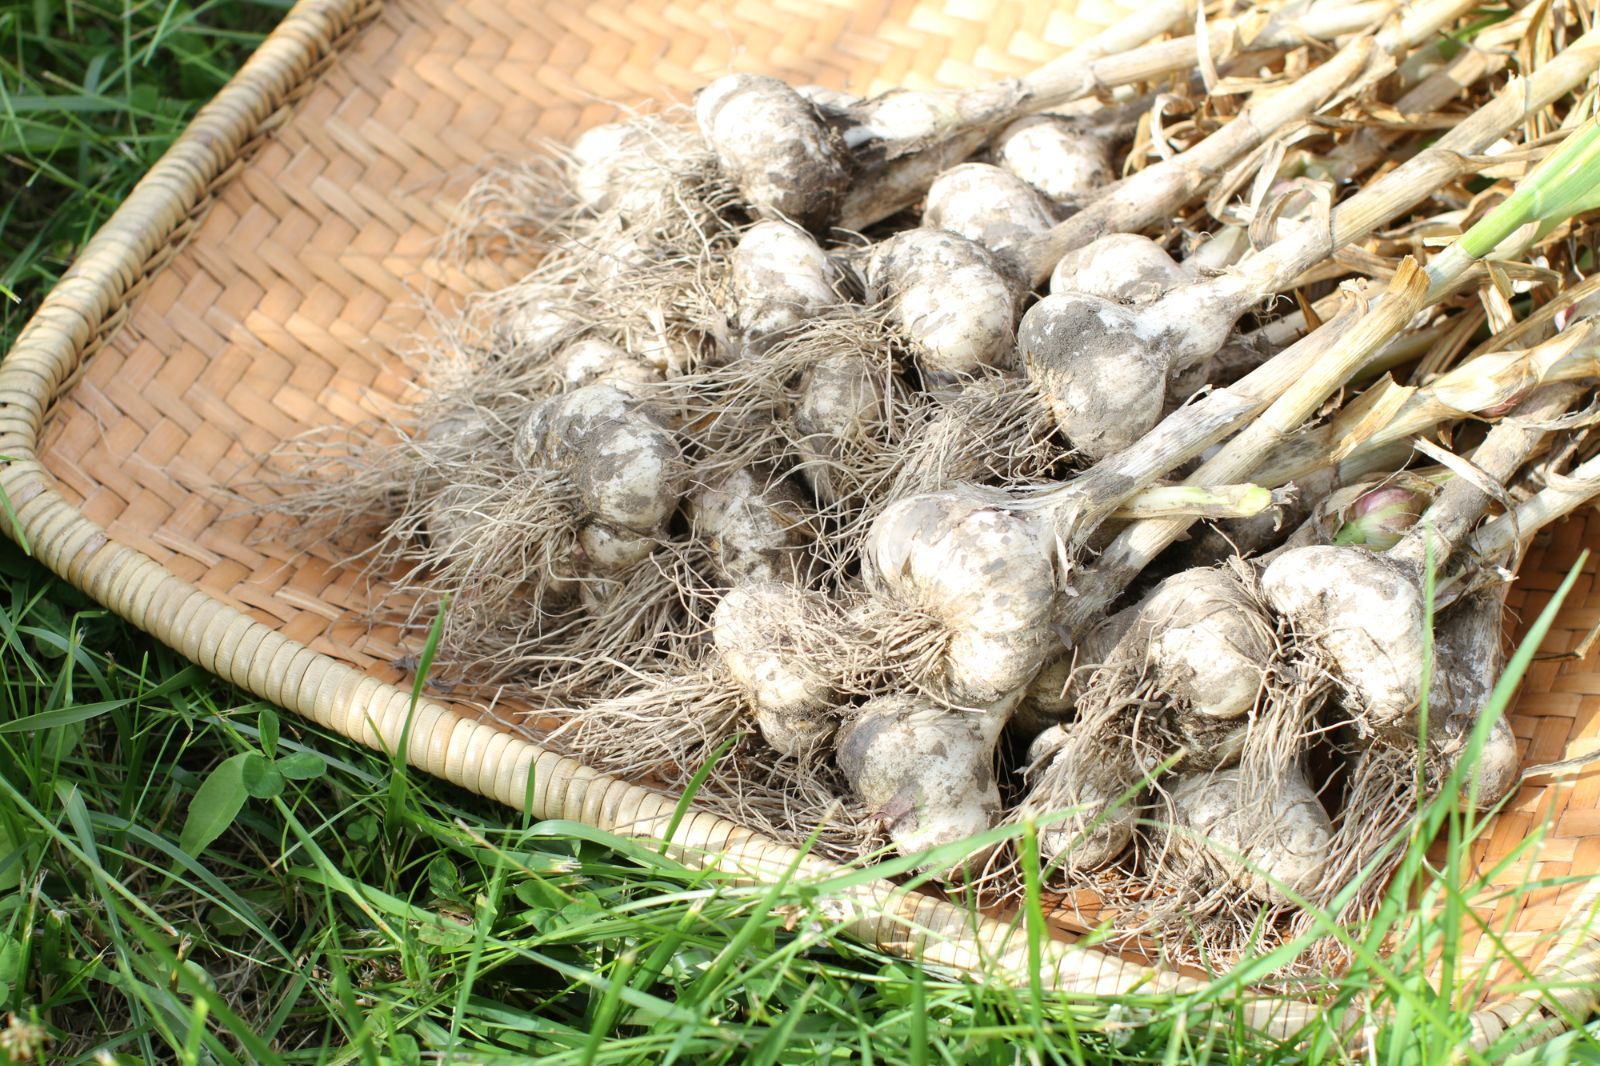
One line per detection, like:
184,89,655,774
994,115,1114,206
864,489,1056,704
866,228,1020,381
731,221,839,350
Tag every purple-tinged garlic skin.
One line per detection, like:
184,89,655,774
1332,485,1427,551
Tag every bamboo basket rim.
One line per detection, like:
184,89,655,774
1,0,1596,1051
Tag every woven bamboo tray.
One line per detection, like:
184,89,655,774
5,0,1600,1049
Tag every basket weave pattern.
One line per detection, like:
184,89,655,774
5,0,1600,1048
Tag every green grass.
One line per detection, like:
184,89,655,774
3,532,1598,1064
0,535,1272,1063
0,0,285,346
5,2,1600,1061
